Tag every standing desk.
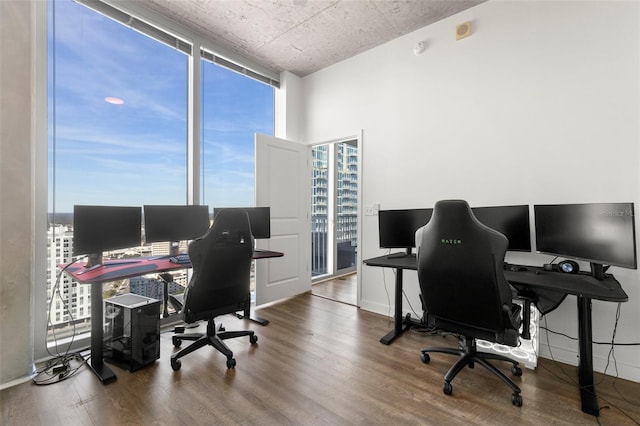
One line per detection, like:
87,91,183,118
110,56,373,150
61,249,283,384
363,254,628,416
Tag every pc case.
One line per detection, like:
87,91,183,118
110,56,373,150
104,294,161,371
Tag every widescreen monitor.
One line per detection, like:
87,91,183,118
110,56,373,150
471,205,531,252
378,208,433,250
143,205,210,243
213,207,271,239
534,202,637,270
73,205,142,259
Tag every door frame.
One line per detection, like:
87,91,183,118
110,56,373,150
310,132,363,307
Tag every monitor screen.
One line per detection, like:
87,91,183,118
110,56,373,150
213,207,271,239
378,208,433,249
471,205,531,252
534,202,637,269
73,205,142,256
143,205,210,243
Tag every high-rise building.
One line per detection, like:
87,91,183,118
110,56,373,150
311,145,329,275
336,143,358,269
47,225,91,329
129,273,187,300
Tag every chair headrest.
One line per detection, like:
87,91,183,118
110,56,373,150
206,209,252,244
431,199,476,225
421,199,507,249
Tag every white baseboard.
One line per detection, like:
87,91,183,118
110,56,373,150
538,343,640,383
0,374,32,390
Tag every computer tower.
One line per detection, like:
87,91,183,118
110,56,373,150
104,294,161,371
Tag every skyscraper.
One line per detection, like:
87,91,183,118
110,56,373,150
47,225,91,334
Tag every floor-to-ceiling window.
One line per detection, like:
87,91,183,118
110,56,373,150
43,0,274,355
200,54,274,208
200,51,275,296
47,0,188,345
311,140,358,279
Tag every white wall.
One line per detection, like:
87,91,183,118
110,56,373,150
300,1,640,381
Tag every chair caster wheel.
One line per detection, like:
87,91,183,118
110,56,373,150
171,358,181,371
226,358,236,369
421,353,430,363
512,393,523,407
512,365,523,377
250,334,258,344
172,337,182,347
443,382,453,395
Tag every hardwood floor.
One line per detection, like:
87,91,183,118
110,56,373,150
2,291,639,426
311,273,357,306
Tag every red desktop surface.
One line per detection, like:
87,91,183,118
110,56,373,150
61,250,283,284
61,256,188,284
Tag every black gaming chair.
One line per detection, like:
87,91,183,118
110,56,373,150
170,209,257,371
416,200,523,406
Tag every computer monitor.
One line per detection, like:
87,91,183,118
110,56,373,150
73,205,142,266
378,208,433,254
143,205,210,244
471,205,531,252
534,202,637,278
213,207,271,239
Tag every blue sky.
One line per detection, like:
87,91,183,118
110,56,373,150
48,0,273,213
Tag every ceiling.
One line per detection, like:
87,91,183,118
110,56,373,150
142,0,486,77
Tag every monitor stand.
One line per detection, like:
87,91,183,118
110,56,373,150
85,252,103,267
170,241,180,256
80,253,104,274
387,248,413,259
75,253,103,276
590,263,604,280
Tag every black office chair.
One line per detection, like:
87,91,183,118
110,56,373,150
416,200,523,406
170,209,257,371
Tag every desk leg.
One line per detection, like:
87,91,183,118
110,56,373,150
577,296,598,416
88,282,116,384
236,295,269,326
380,268,409,345
162,279,170,318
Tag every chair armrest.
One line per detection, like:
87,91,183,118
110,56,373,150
503,303,521,331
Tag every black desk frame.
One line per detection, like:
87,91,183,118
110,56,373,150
62,249,283,385
363,254,628,417
363,254,422,344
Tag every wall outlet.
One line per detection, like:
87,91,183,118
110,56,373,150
364,203,379,216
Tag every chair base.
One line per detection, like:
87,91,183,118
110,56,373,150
170,317,257,371
421,337,523,407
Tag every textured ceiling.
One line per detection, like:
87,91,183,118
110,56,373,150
143,0,485,77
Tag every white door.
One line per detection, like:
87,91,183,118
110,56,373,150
255,133,311,305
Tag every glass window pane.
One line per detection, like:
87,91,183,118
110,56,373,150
200,61,274,207
312,145,329,276
47,0,187,343
200,58,274,297
336,141,358,270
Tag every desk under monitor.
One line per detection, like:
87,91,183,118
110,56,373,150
363,254,628,416
61,249,283,385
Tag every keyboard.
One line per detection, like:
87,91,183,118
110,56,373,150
169,254,191,264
